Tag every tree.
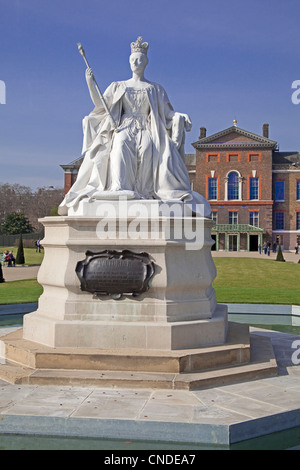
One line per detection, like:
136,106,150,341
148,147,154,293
0,183,64,232
16,234,25,265
1,212,34,235
276,244,285,262
50,205,59,216
0,184,33,230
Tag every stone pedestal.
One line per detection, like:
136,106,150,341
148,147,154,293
1,200,278,391
23,201,228,350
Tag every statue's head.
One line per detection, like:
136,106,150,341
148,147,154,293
129,37,149,72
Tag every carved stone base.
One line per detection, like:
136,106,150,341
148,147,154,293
23,206,227,350
23,305,228,350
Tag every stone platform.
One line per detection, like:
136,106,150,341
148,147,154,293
0,326,298,447
4,209,278,392
0,322,277,390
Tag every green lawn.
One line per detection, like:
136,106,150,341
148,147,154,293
0,256,299,306
0,279,43,304
213,258,300,305
1,247,44,266
0,246,44,304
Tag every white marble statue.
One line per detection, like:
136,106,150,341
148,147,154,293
59,37,211,216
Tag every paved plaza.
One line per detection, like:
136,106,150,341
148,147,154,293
1,253,300,446
0,325,299,446
2,265,40,282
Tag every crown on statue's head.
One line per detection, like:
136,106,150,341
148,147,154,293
130,37,149,55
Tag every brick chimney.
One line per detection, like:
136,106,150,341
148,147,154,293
262,123,269,139
199,127,207,139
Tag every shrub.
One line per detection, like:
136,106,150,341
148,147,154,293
276,244,285,262
16,234,25,265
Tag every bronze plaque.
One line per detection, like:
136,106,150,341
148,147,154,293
76,250,155,298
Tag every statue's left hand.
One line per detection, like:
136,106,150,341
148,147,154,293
171,112,192,158
180,113,192,132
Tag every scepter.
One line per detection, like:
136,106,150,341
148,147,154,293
77,42,117,129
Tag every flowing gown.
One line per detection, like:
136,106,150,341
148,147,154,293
59,81,211,217
109,87,154,198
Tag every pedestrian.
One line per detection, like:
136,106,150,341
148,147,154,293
295,245,299,255
36,239,41,253
7,251,16,267
4,250,11,266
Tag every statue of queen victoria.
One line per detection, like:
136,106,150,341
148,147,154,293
59,37,211,217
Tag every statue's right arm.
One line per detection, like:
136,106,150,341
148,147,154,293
85,68,103,108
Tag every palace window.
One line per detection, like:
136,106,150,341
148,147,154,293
297,181,300,201
297,213,300,230
229,211,238,225
227,171,240,200
211,211,218,225
250,211,259,227
275,181,285,201
208,177,218,200
249,177,259,200
275,212,285,230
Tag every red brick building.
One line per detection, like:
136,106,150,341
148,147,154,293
61,122,300,252
272,151,300,251
191,122,300,252
61,157,83,195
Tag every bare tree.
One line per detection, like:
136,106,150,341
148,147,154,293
0,184,64,232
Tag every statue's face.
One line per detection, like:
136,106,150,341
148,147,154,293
129,52,148,73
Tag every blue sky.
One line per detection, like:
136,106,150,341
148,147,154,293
1,0,300,189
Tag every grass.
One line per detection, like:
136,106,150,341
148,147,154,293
0,255,299,306
213,258,300,305
0,246,44,304
0,247,44,266
0,279,43,305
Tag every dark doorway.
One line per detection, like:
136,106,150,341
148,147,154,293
211,234,216,251
250,235,259,252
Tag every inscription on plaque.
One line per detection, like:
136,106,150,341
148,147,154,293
76,250,155,298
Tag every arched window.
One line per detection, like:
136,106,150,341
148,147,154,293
227,171,240,200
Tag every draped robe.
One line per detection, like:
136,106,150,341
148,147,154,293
59,81,211,217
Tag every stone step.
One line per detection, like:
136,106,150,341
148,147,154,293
1,323,250,374
0,334,277,391
0,360,32,385
0,354,277,390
